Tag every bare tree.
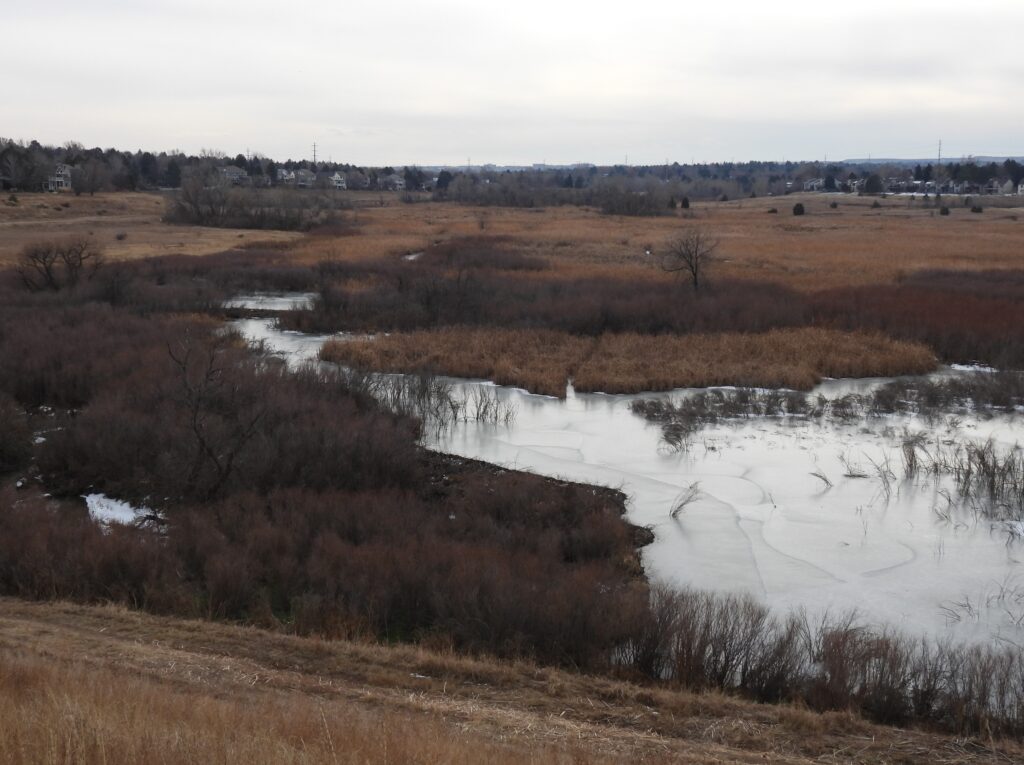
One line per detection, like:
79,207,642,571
70,158,111,196
166,330,265,500
170,169,232,225
17,237,104,292
659,228,718,291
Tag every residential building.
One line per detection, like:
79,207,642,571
44,163,73,192
218,165,249,185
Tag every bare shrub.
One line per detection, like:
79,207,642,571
17,237,104,292
658,227,718,291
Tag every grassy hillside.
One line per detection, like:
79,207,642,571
0,598,1019,765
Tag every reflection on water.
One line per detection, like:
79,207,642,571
233,313,1024,645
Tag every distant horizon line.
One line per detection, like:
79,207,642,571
5,136,1023,169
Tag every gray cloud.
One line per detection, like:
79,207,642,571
4,1,1022,163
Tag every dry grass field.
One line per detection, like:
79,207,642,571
0,597,1017,765
4,191,1022,291
322,327,936,396
291,193,1024,291
0,192,299,265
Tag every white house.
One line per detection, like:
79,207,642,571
294,169,316,188
1018,182,1024,195
276,168,296,185
329,171,346,190
44,163,73,192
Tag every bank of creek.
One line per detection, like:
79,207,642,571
229,294,1024,647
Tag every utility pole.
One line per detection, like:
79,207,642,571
312,142,317,164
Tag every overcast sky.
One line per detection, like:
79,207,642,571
5,1,1023,165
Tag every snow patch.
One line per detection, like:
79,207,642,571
84,494,151,526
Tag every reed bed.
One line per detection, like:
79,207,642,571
632,372,1024,451
342,367,517,433
323,328,592,397
899,437,1024,524
321,327,935,397
577,329,935,393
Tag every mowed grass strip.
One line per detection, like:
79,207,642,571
321,327,936,396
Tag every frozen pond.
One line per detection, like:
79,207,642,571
232,312,1024,645
224,292,317,312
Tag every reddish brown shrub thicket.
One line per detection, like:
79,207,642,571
297,242,1024,371
0,394,31,474
0,260,643,671
287,268,807,336
812,283,1024,368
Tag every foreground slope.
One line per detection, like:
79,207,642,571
0,598,1018,764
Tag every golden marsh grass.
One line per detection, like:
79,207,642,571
322,327,936,396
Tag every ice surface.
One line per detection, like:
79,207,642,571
224,293,317,311
233,310,1024,645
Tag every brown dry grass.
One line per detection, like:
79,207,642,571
325,327,592,396
0,652,567,765
576,329,936,392
322,327,936,396
292,193,1024,291
7,191,1021,292
0,192,300,265
0,597,1016,765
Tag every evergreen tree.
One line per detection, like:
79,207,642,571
163,159,181,188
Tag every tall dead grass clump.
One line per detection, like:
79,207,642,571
323,327,935,396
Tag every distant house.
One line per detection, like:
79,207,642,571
294,169,316,188
802,178,825,192
884,177,912,193
218,165,249,186
977,178,1017,195
44,163,73,192
1018,182,1024,195
315,170,346,189
378,173,406,191
276,168,296,185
